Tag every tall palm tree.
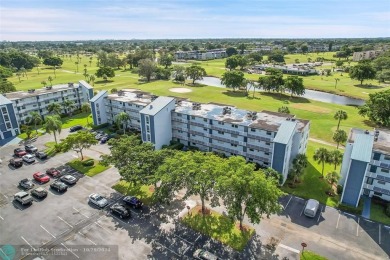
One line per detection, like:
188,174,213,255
75,61,79,73
334,78,340,89
81,103,91,126
313,148,330,178
47,76,53,86
47,103,62,115
28,111,43,135
115,112,130,135
334,110,348,131
329,150,343,170
325,171,340,189
44,115,62,144
89,75,96,86
63,99,76,116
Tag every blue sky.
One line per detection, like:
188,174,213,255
1,0,389,41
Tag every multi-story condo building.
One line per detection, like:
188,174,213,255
174,49,227,60
0,80,93,141
91,89,310,184
340,128,390,207
352,50,384,61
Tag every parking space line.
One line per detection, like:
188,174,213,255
0,215,3,220
21,236,36,251
194,234,201,242
279,244,300,254
173,234,194,245
336,213,341,229
182,245,191,255
95,221,113,234
317,206,323,223
2,194,7,199
295,197,304,200
300,202,306,216
379,224,381,245
58,216,73,228
40,225,56,238
356,217,360,236
61,243,79,259
48,190,56,196
73,207,89,219
284,196,292,210
154,241,181,257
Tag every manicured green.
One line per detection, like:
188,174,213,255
111,180,154,205
67,158,109,177
370,202,390,225
61,112,93,128
301,250,328,260
182,207,255,251
281,141,341,207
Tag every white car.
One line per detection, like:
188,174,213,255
89,193,108,208
22,154,35,163
60,175,78,185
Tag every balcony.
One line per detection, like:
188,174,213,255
246,143,270,153
172,117,188,124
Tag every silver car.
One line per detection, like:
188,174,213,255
60,175,77,185
193,249,219,260
89,193,109,208
22,154,35,163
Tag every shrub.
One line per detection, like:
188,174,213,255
82,159,94,167
92,123,109,130
337,185,343,195
337,203,362,215
385,204,390,217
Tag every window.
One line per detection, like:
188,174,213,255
231,124,238,128
384,156,390,161
203,118,207,122
3,114,9,121
191,116,195,120
203,128,207,132
176,113,182,117
265,142,270,146
218,131,224,135
147,134,151,141
377,180,386,185
265,152,270,155
249,148,254,152
264,162,269,165
178,130,183,133
145,116,150,124
1,107,6,114
366,177,374,185
251,128,256,132
373,192,382,196
231,143,237,147
146,125,150,133
381,168,389,173
5,122,11,129
218,121,224,125
231,134,238,138
266,131,272,135
373,153,381,160
192,134,196,137
370,165,377,173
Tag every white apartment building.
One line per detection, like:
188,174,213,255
174,49,227,60
340,128,390,207
91,89,310,184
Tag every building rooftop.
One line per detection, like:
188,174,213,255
351,133,374,163
140,96,175,116
90,90,107,103
174,100,309,132
348,128,390,155
4,83,81,100
106,89,154,106
0,94,12,105
274,120,298,144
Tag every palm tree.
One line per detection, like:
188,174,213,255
44,115,62,144
28,111,43,135
313,148,330,178
81,103,91,126
53,66,57,78
329,150,343,170
333,129,347,149
63,99,76,116
47,103,62,115
20,124,33,140
89,57,93,67
16,72,22,82
334,78,340,89
47,76,53,86
325,171,340,189
115,112,130,135
289,153,308,183
334,110,348,131
89,75,96,86
75,61,79,73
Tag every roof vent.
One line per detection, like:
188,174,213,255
151,95,158,101
149,105,153,109
192,102,201,110
45,86,52,90
251,111,257,120
365,130,369,134
291,118,296,122
222,106,231,115
28,89,35,93
117,90,124,96
246,112,253,119
136,93,143,98
286,117,291,121
374,136,378,142
68,83,74,87
375,129,380,136
175,100,182,106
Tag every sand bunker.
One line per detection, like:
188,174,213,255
169,88,193,93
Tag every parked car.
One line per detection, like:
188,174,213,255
110,203,130,219
95,134,104,140
100,136,108,144
193,249,219,260
14,191,33,205
70,125,83,132
89,193,109,208
304,199,320,218
19,178,35,190
60,175,78,185
14,148,27,157
46,168,61,178
35,151,48,160
22,154,35,163
9,158,23,168
31,187,48,199
33,172,50,183
50,181,68,192
122,196,143,209
25,144,38,153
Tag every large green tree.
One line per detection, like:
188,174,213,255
284,75,305,97
221,71,245,91
95,67,115,79
333,130,347,149
225,55,239,70
0,80,16,94
138,59,157,82
60,131,98,160
115,112,130,134
43,57,63,68
44,115,62,144
47,103,62,115
217,156,284,230
159,53,173,68
185,64,206,84
334,110,348,131
358,89,390,126
349,62,376,85
62,99,76,116
328,150,344,170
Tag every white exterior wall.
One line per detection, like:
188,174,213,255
92,93,108,125
339,142,354,185
149,101,176,149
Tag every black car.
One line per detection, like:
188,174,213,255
50,181,68,192
122,196,143,209
70,125,83,132
110,203,131,219
35,151,48,159
19,178,35,190
9,158,23,168
25,144,38,153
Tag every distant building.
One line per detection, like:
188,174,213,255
0,81,93,141
252,64,317,76
339,128,390,207
352,50,383,61
90,89,310,183
174,49,227,60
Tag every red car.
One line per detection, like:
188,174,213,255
46,168,61,178
33,172,50,183
14,148,27,157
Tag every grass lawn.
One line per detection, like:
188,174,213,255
67,157,110,177
181,206,255,251
61,112,93,128
301,250,328,260
112,180,155,205
44,141,59,157
281,141,341,207
370,203,390,225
